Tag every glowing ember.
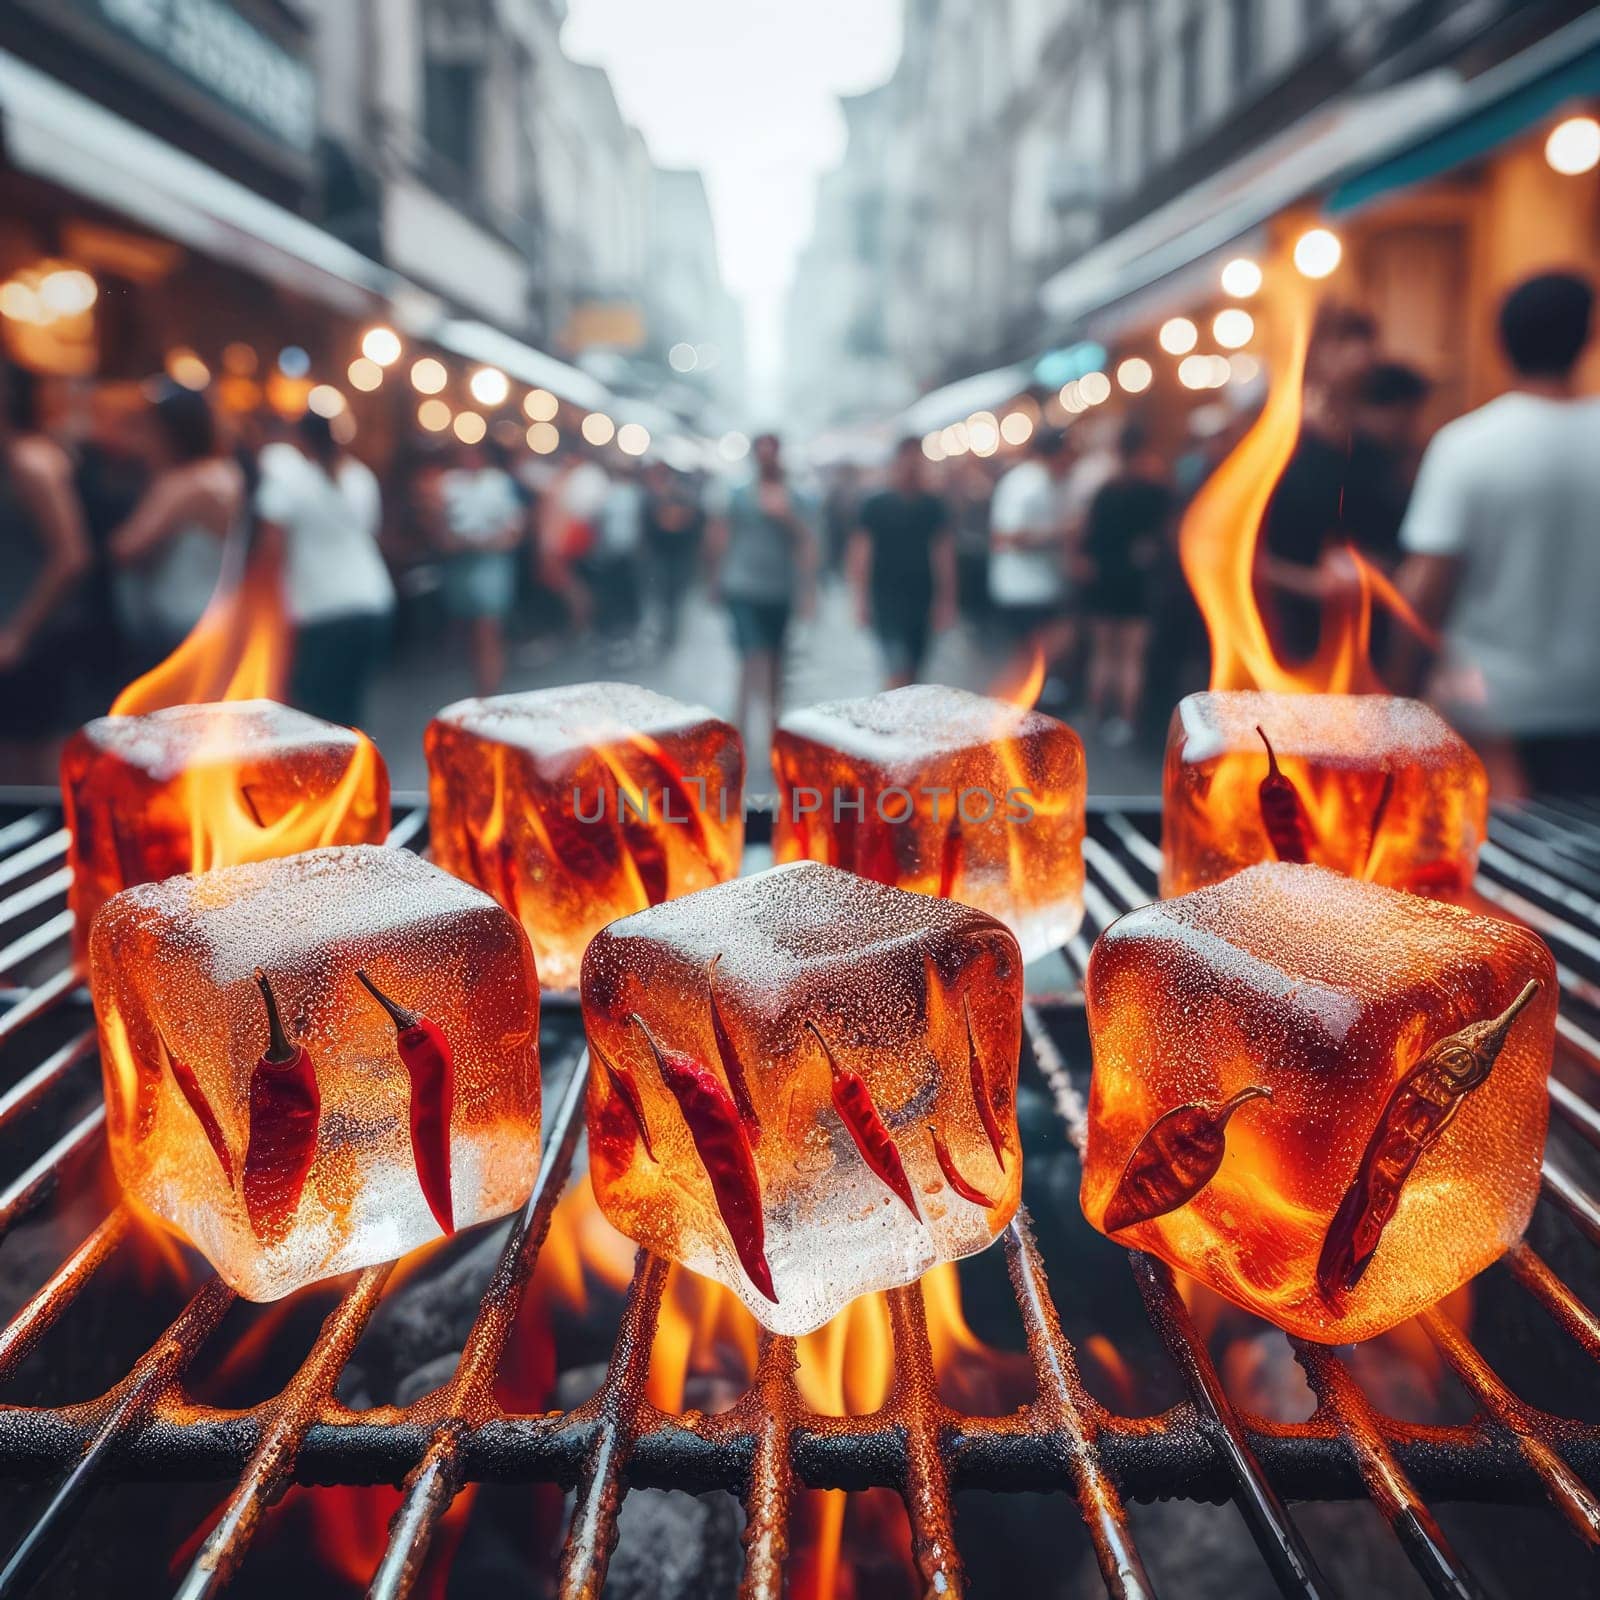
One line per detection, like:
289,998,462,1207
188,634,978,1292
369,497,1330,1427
62,700,389,954
426,683,744,990
771,685,1085,963
580,861,1023,1335
1160,691,1486,898
1081,862,1555,1342
89,846,541,1300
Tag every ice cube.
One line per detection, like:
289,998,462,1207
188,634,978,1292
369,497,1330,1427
581,860,1024,1334
1081,862,1556,1342
89,845,541,1300
426,683,744,990
63,699,389,954
772,684,1085,963
1160,691,1486,899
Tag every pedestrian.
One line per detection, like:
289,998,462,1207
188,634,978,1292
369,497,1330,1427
706,432,817,751
109,381,245,671
1257,304,1379,660
988,426,1076,692
595,458,647,638
0,359,90,781
847,435,955,688
946,453,996,621
642,460,705,651
437,435,528,696
537,452,606,635
255,411,395,729
1082,421,1171,744
1396,270,1600,796
1346,361,1432,564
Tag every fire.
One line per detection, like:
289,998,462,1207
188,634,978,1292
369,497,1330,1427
991,643,1045,709
111,547,289,716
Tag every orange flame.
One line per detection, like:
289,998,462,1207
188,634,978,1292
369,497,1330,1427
111,548,290,716
1177,269,1432,695
990,643,1045,709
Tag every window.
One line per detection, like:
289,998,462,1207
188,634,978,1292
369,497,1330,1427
424,58,480,179
1230,0,1260,87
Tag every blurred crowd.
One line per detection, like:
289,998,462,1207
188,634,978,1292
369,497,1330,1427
1,269,1595,796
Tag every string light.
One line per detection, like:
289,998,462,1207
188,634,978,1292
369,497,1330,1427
348,357,383,392
523,388,558,421
1220,257,1262,298
38,268,97,316
361,326,403,366
410,357,447,394
1078,371,1111,405
1159,317,1198,355
307,384,347,418
582,412,616,446
1000,410,1034,446
921,431,946,462
1546,116,1600,176
453,410,487,444
668,342,698,372
1116,357,1153,394
1293,227,1342,279
616,422,651,456
166,348,211,390
469,367,510,407
418,398,451,432
526,421,560,453
1212,308,1254,349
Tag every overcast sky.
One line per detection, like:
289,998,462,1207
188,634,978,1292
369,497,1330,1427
562,0,903,417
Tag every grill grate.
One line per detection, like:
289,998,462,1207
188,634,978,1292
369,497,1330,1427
0,792,1599,1597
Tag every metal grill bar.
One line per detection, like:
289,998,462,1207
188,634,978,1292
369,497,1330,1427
0,796,1596,1600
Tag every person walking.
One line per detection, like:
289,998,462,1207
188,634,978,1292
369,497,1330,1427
988,427,1076,690
643,461,705,652
706,432,817,751
109,382,244,670
0,360,90,779
437,437,528,696
1082,421,1171,744
255,412,395,728
1396,270,1600,796
847,435,955,687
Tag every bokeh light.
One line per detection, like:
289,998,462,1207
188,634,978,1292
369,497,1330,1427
668,342,698,372
38,268,98,317
1293,227,1342,279
410,357,447,394
1545,116,1600,176
1212,308,1254,349
921,431,946,462
452,410,487,444
582,412,616,446
418,398,451,432
526,421,560,453
616,422,651,456
361,326,403,366
469,367,510,407
718,430,750,462
1116,357,1153,393
307,384,347,418
523,387,559,421
1078,370,1111,405
166,348,211,390
1220,257,1262,297
347,357,383,392
1159,317,1198,355
1000,410,1034,446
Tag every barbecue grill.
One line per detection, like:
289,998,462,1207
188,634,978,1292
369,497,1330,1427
2,789,1600,1598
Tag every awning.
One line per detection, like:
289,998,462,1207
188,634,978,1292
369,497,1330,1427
1039,71,1462,335
432,319,614,413
1329,10,1600,214
0,49,397,316
900,360,1035,436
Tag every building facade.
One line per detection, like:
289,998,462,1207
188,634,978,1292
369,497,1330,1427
785,0,1594,433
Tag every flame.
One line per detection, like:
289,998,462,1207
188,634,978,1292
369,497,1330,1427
111,548,289,716
1177,268,1431,696
990,643,1045,709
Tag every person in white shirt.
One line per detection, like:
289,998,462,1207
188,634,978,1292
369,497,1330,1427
988,426,1077,687
437,438,529,695
1397,271,1600,797
255,413,394,728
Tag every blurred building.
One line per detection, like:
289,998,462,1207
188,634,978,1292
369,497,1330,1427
0,0,743,446
786,0,1598,439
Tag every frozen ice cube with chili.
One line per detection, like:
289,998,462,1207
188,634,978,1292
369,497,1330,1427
771,684,1085,963
63,699,389,956
1081,862,1555,1342
426,683,743,991
88,845,541,1300
581,860,1024,1335
1160,690,1486,900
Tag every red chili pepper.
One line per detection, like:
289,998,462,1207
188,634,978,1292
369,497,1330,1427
937,814,963,899
357,970,455,1236
1256,726,1316,864
631,1013,777,1303
707,954,760,1140
243,968,320,1244
591,1033,656,1162
160,1030,234,1184
807,1021,920,1222
964,1001,1008,1172
929,1121,998,1208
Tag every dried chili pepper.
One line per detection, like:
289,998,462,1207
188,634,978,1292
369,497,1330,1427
1103,1085,1271,1233
1256,726,1315,864
807,1021,921,1222
965,1000,1008,1171
243,968,320,1243
937,814,963,899
707,954,761,1139
1364,769,1396,876
160,1030,233,1184
357,969,455,1236
591,1033,656,1162
631,1013,777,1303
1317,980,1540,1301
929,1122,999,1208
